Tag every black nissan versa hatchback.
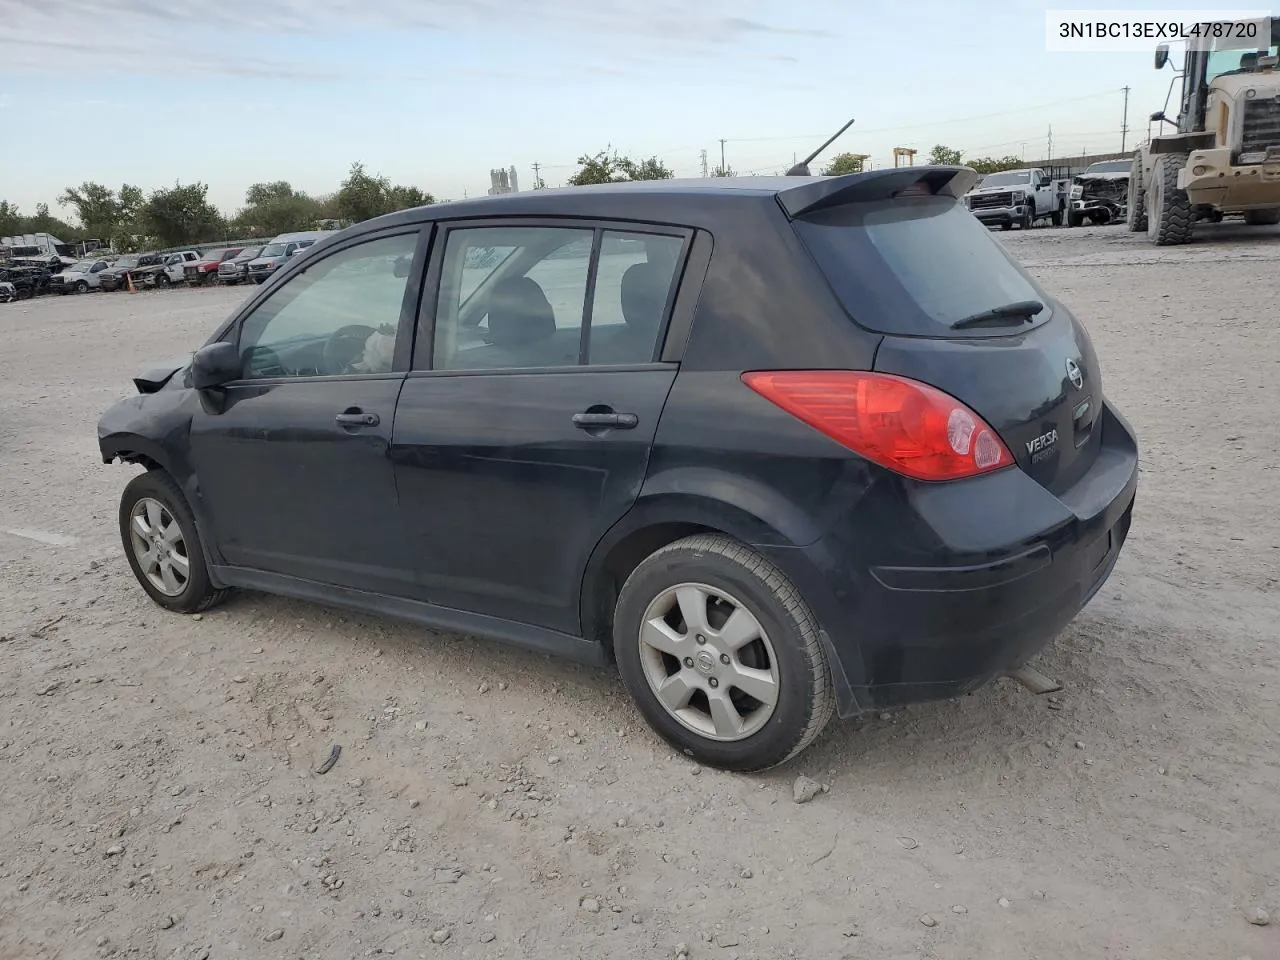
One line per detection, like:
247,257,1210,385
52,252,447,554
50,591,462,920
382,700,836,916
97,167,1137,771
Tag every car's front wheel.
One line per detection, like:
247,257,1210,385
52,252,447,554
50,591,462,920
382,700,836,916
613,533,835,772
119,471,228,614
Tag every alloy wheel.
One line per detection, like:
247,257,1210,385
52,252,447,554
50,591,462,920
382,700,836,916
128,497,190,596
637,582,780,742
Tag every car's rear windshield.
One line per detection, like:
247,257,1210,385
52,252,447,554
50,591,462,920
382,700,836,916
792,196,1049,338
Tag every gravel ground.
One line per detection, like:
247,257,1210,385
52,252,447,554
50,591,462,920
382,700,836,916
1,222,1278,960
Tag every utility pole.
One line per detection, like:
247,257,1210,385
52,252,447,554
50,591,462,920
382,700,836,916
719,139,726,175
699,149,708,178
531,162,542,189
1121,85,1131,152
1047,124,1053,162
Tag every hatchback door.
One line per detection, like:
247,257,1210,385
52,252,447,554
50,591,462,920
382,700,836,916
791,195,1101,495
391,221,692,634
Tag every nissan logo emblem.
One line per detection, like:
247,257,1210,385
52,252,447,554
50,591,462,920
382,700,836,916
1066,358,1084,390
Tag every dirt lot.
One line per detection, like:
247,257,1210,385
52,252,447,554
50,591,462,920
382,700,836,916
1,222,1278,960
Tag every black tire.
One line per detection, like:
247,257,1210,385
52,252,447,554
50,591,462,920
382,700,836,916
1021,205,1034,229
1000,221,1012,231
1244,209,1280,226
119,470,229,615
1147,153,1193,245
612,533,835,772
1050,207,1063,227
155,272,170,287
1067,211,1084,227
1126,156,1147,232
75,280,89,294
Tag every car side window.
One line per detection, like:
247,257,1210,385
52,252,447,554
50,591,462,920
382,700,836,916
585,231,683,365
237,232,418,380
431,226,593,371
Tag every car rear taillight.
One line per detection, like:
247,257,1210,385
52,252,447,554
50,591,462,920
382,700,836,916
741,370,1014,482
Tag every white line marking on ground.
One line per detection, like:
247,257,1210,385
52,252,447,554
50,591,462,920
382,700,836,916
4,528,81,546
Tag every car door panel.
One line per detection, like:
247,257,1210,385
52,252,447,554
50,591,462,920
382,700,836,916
391,368,676,632
190,376,409,592
187,226,429,596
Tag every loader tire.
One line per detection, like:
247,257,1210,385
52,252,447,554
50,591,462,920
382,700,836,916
1147,153,1192,245
1126,154,1147,232
1244,209,1280,226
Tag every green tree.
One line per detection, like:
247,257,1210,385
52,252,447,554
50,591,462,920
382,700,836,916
139,182,226,248
58,182,122,242
232,181,324,237
334,162,431,224
0,200,24,236
24,203,81,239
568,148,632,185
387,184,434,210
821,152,867,176
710,164,736,177
929,145,965,165
969,155,1024,174
619,156,674,181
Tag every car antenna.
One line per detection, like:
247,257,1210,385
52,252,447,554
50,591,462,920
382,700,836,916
785,118,856,176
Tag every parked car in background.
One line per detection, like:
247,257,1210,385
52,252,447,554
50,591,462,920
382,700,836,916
184,248,244,286
125,251,200,288
1068,160,1132,226
97,168,1137,772
216,246,264,285
48,257,114,294
99,253,164,292
0,264,52,299
246,231,334,284
962,168,1064,229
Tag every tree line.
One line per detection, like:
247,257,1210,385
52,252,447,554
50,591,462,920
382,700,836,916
1,162,434,252
2,146,1027,252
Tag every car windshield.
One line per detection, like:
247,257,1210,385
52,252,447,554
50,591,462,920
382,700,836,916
792,196,1048,338
260,244,287,257
978,171,1031,187
114,256,139,268
68,260,97,272
1084,161,1131,174
202,249,226,261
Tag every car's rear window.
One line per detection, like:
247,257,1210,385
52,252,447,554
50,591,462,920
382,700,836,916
792,196,1050,337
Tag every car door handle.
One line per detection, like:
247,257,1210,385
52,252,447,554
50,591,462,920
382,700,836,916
572,412,638,430
335,411,380,427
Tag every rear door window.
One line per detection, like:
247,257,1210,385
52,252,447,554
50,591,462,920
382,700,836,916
792,197,1050,338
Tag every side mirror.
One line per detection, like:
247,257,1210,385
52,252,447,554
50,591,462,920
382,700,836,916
190,341,241,389
1154,44,1169,70
1149,110,1167,123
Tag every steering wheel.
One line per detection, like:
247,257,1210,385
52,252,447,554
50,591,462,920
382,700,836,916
321,324,377,375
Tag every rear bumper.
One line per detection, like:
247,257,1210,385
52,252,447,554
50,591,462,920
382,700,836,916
758,401,1138,716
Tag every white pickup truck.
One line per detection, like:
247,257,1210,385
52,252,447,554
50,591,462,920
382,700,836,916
158,251,201,285
962,168,1064,230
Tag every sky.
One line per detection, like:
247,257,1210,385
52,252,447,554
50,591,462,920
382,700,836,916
0,0,1209,219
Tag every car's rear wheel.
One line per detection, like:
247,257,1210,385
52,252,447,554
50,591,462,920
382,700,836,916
119,471,228,614
613,533,834,772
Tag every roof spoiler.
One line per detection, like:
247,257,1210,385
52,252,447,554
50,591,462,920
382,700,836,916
777,165,980,218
